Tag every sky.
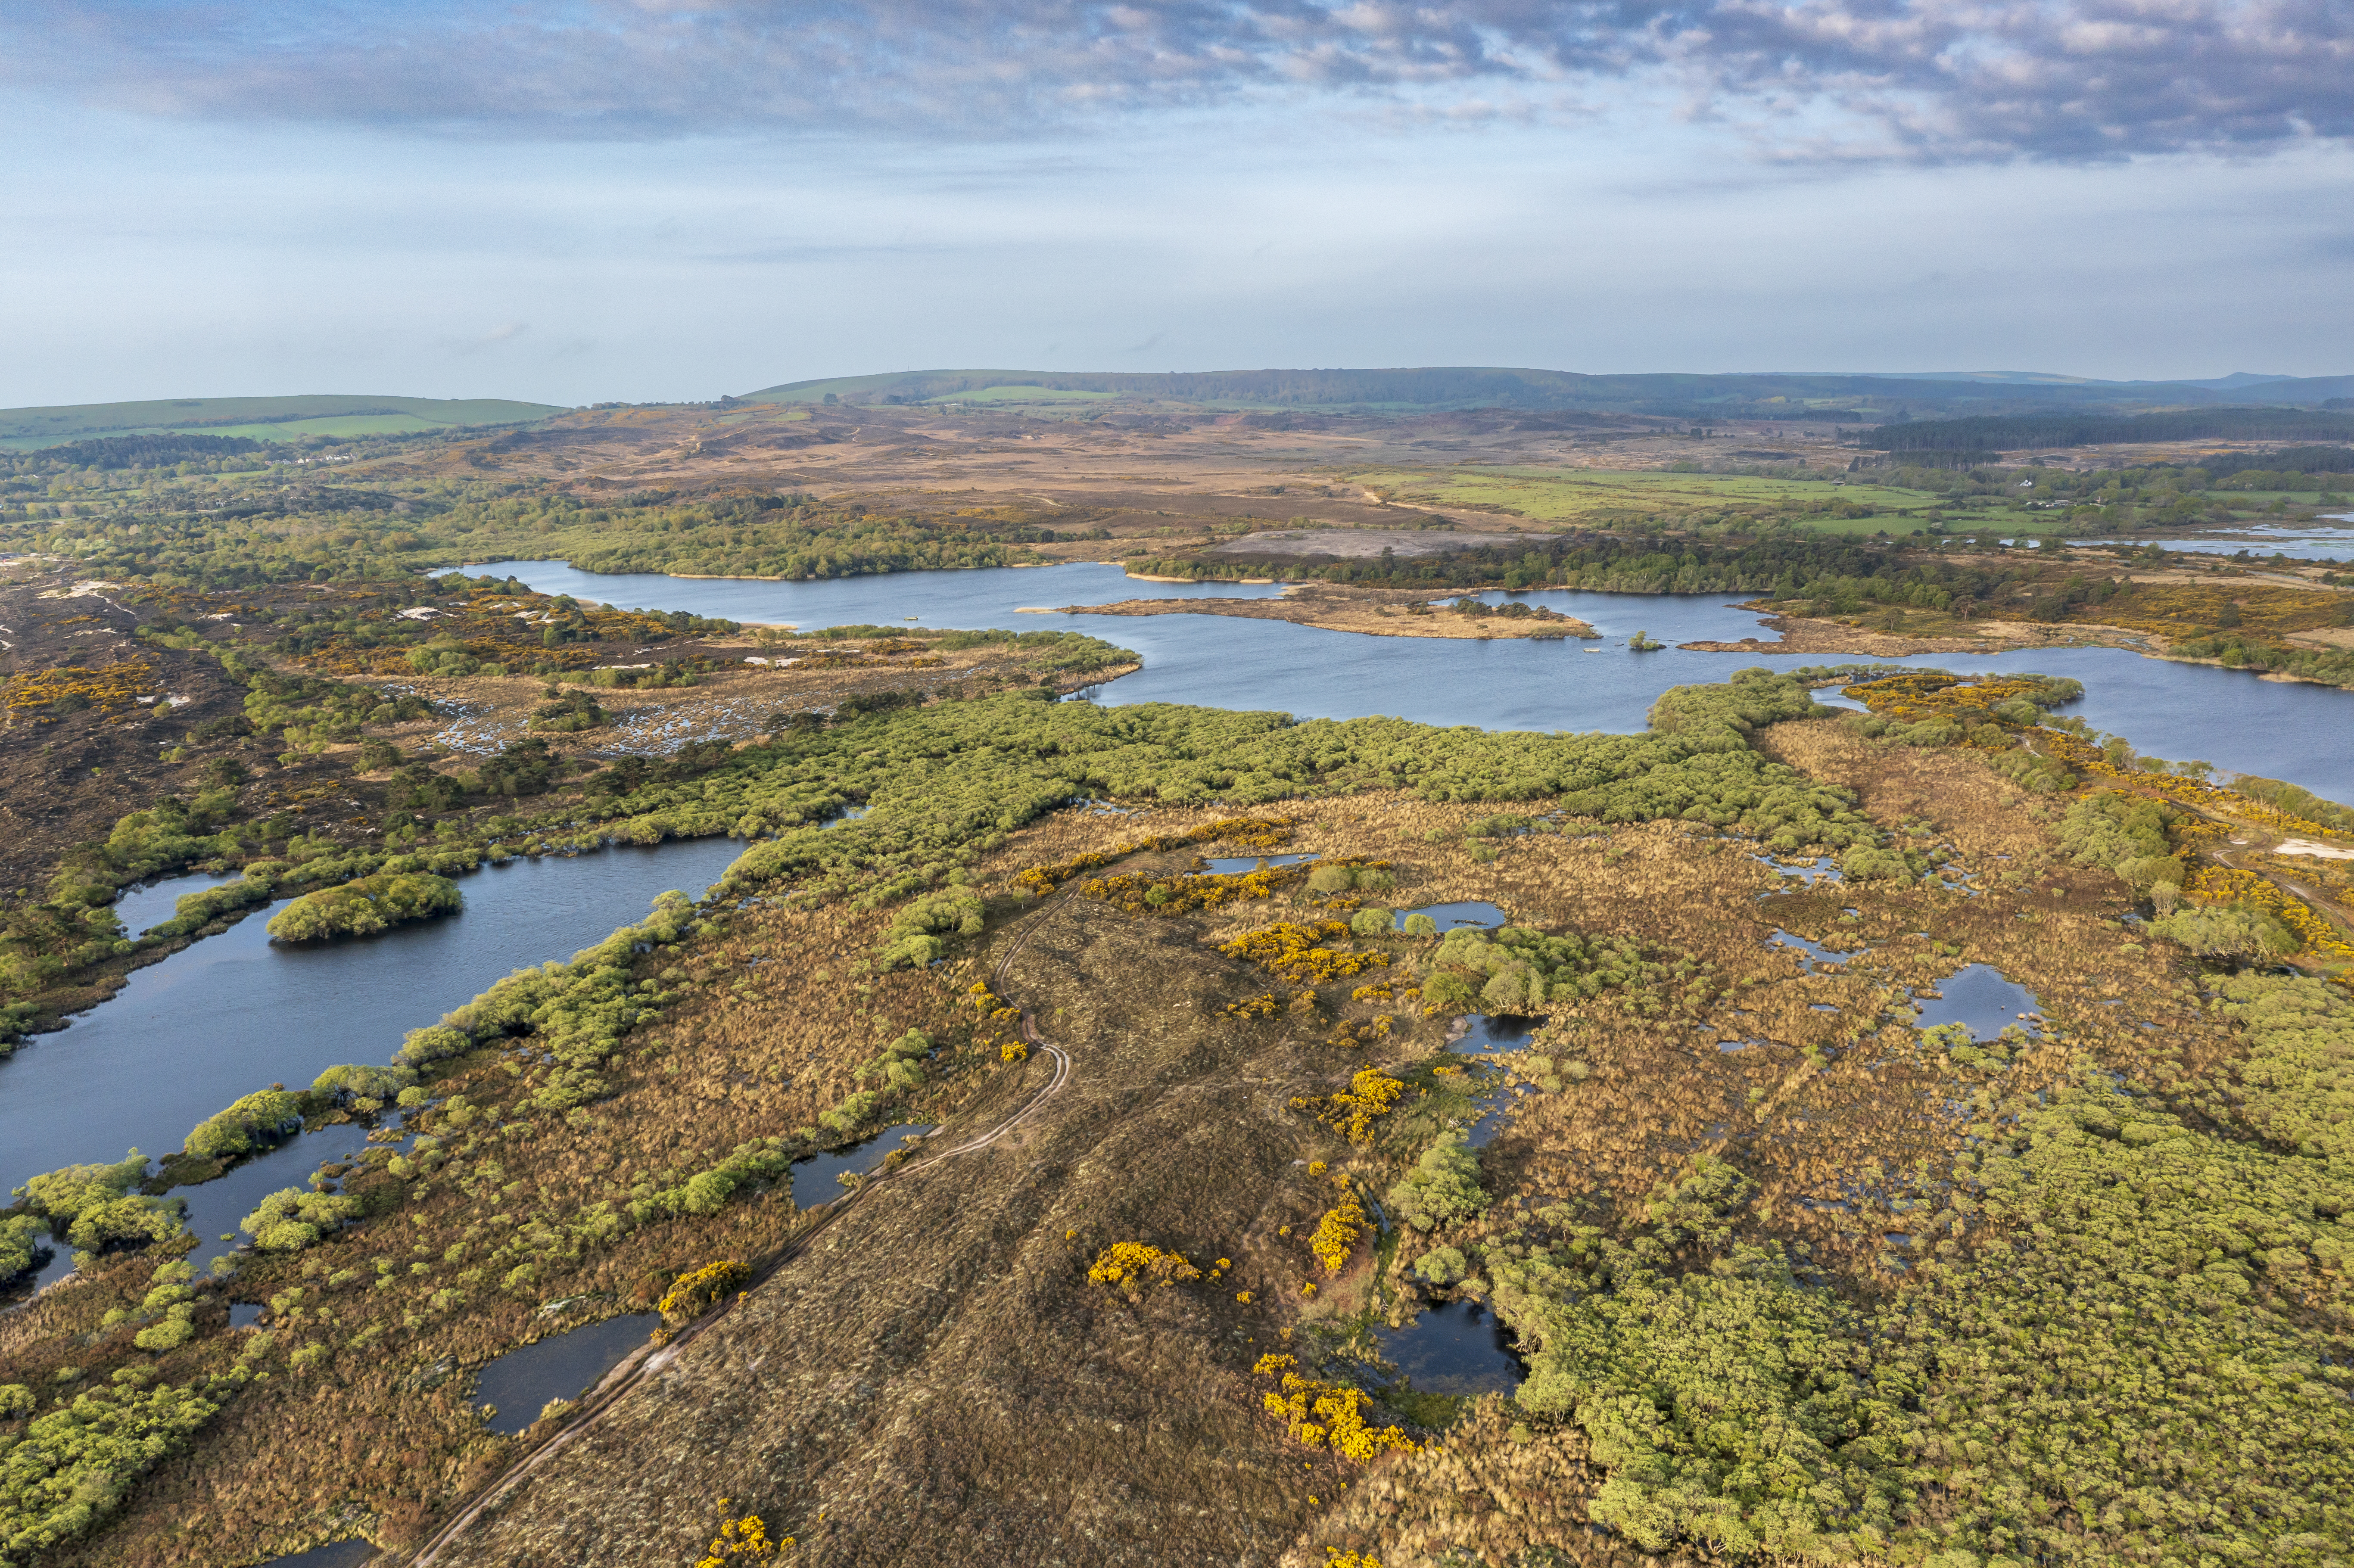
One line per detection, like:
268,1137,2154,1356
3,0,2351,407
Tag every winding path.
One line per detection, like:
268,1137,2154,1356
409,899,1077,1567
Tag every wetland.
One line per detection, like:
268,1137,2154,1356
3,490,2353,1568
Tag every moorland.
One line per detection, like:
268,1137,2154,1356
0,376,2350,1568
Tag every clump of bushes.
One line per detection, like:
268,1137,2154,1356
1386,1129,1488,1232
240,1187,364,1251
265,871,461,941
11,1153,182,1254
184,1089,305,1160
874,887,982,970
528,690,608,733
658,1259,751,1325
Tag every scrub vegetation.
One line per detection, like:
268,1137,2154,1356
2,647,2351,1568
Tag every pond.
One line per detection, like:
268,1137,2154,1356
495,560,2354,802
1914,964,2041,1041
1396,902,1509,933
472,1312,658,1436
256,1539,378,1568
1374,1297,1525,1397
177,1114,416,1275
0,837,747,1198
789,1122,937,1208
1200,852,1317,874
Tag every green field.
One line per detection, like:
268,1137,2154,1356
0,394,565,449
1355,465,1939,522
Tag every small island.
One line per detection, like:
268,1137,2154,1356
265,871,463,942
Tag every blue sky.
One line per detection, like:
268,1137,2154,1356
4,0,2351,405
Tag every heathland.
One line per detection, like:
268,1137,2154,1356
0,650,2349,1568
0,383,2351,1568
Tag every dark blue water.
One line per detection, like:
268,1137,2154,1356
473,1313,657,1435
495,560,2354,802
1376,1297,1525,1396
1915,964,2040,1040
0,839,747,1196
788,1122,936,1207
178,1115,414,1274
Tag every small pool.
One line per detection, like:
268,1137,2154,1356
1755,855,1842,887
1448,1015,1539,1054
472,1312,657,1435
1200,853,1317,874
256,1541,377,1568
1376,1297,1525,1397
111,870,244,936
1395,902,1507,932
788,1122,935,1208
1915,965,2040,1041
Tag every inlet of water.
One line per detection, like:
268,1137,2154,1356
472,1313,659,1436
0,838,747,1198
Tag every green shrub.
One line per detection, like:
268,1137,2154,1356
0,1379,221,1559
0,1384,32,1420
1403,912,1439,938
0,1216,47,1284
1387,1130,1488,1232
13,1155,183,1252
875,888,983,970
1348,908,1393,938
265,871,461,941
395,1025,473,1067
185,1090,304,1159
2152,902,2297,958
309,1063,418,1105
240,1188,364,1252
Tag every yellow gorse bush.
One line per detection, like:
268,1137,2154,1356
2,657,157,725
1291,1070,1407,1145
658,1260,753,1325
1221,921,1390,986
2189,866,2354,965
1013,817,1294,897
1221,992,1279,1019
1308,1189,1367,1276
1086,1242,1203,1287
1253,1354,1418,1462
695,1500,790,1565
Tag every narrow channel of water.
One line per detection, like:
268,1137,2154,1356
473,1313,658,1435
788,1122,936,1208
0,839,747,1196
496,559,2354,802
256,1542,377,1568
110,871,242,936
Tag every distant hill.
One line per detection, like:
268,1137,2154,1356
742,367,2354,417
0,394,567,451
1861,407,2354,453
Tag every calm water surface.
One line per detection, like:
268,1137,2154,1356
498,560,2354,801
0,839,745,1195
473,1313,657,1434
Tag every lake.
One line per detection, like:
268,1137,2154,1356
0,838,747,1197
496,560,2354,802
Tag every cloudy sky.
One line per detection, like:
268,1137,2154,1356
4,0,2350,405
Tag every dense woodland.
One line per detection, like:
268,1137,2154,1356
1862,407,2354,453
